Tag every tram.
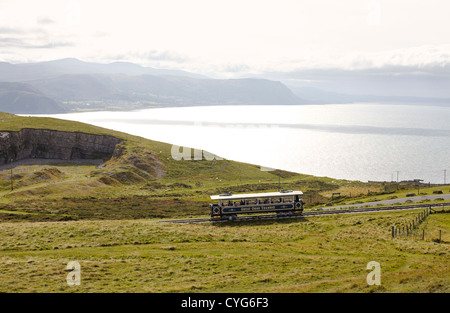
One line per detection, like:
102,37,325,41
210,190,303,219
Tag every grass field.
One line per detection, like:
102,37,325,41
0,209,448,293
1,112,449,293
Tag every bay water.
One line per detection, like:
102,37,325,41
35,103,450,184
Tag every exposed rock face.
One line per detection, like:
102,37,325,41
0,128,123,165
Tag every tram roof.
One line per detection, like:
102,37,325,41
210,190,303,201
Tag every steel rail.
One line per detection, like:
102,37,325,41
159,202,450,224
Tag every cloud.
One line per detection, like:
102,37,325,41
36,17,56,25
344,45,449,71
0,36,73,49
341,45,450,71
133,50,189,63
96,50,193,71
0,22,75,52
31,41,74,49
0,27,24,35
254,45,450,98
268,65,450,98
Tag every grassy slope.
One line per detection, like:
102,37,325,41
0,112,280,195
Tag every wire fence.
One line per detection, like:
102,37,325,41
391,204,449,242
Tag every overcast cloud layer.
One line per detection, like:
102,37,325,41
0,0,449,80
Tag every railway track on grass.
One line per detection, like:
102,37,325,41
160,202,450,224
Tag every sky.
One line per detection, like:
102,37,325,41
1,0,450,80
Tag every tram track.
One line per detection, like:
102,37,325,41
160,202,450,224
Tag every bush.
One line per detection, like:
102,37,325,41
433,190,443,194
406,193,416,197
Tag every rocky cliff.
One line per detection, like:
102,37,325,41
0,128,123,165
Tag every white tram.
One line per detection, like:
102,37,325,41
210,190,303,219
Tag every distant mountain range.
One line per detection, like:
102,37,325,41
0,59,304,114
30,73,301,105
0,58,208,81
284,83,450,106
1,58,448,115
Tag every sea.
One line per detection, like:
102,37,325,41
31,103,450,184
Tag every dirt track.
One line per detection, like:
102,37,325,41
0,158,104,171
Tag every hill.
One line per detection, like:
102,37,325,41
0,82,67,114
0,58,304,113
0,112,301,206
29,74,302,108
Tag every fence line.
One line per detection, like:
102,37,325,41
391,204,448,242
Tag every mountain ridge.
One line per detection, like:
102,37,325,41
0,58,305,113
1,58,208,81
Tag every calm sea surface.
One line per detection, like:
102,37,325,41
35,103,450,184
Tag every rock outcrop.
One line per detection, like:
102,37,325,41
0,128,123,165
